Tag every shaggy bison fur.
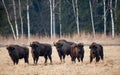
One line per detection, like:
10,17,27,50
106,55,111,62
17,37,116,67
70,43,84,63
54,39,75,62
30,41,52,64
89,42,104,63
6,45,29,65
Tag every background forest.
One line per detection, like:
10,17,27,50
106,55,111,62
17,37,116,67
0,0,120,39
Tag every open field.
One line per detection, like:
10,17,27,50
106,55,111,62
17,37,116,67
0,35,120,75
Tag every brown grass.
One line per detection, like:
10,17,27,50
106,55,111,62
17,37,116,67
0,34,120,75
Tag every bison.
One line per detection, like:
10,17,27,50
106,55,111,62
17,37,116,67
54,39,75,63
30,41,52,64
70,43,84,63
89,42,104,63
6,45,29,65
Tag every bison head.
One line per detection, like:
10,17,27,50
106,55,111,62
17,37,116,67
78,43,84,48
54,42,63,48
89,42,98,55
89,42,97,49
6,45,16,55
54,42,63,52
30,42,39,48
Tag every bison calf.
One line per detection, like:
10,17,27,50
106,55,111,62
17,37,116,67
70,43,84,63
89,42,104,63
6,45,29,65
30,41,52,64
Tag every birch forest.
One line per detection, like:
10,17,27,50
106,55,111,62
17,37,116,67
0,0,120,39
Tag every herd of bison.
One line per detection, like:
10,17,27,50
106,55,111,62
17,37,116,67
6,39,104,65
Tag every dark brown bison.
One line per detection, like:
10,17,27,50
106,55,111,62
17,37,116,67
89,42,104,63
30,41,52,64
6,45,29,65
70,43,84,63
54,39,75,63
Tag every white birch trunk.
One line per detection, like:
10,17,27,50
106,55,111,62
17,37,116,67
59,0,62,37
110,0,115,38
72,0,80,35
53,0,56,37
49,0,53,38
12,0,19,39
103,0,106,36
115,0,117,20
27,0,30,39
75,0,80,35
19,0,24,37
72,0,76,18
89,0,95,38
2,0,16,40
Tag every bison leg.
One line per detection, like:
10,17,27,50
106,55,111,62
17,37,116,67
63,55,66,63
44,55,48,64
100,54,104,60
25,53,29,64
100,51,104,60
100,46,104,60
36,57,39,64
90,55,93,63
81,54,84,62
12,59,16,65
77,57,80,62
71,56,76,63
15,59,19,65
48,55,52,64
74,57,76,63
33,57,36,64
58,53,62,62
24,57,29,64
96,56,100,62
33,57,39,64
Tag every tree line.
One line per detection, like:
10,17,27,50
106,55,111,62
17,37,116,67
0,0,120,39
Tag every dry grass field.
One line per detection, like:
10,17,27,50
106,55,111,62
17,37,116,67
0,34,120,75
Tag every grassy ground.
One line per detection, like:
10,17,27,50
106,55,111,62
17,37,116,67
0,34,120,75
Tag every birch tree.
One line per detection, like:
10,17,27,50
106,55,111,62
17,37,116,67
49,0,53,38
59,0,62,37
12,0,19,39
115,0,117,20
110,0,115,38
72,0,80,35
2,0,16,40
49,0,56,38
53,0,56,37
19,0,24,37
27,0,30,39
103,0,107,36
89,0,95,38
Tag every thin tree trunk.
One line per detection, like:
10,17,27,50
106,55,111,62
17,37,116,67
49,0,53,38
72,0,76,18
59,0,62,37
103,0,106,36
2,0,16,40
53,0,56,37
75,0,80,35
12,0,19,39
27,0,30,39
72,0,80,35
115,0,117,20
110,0,115,38
89,0,95,38
19,0,24,37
